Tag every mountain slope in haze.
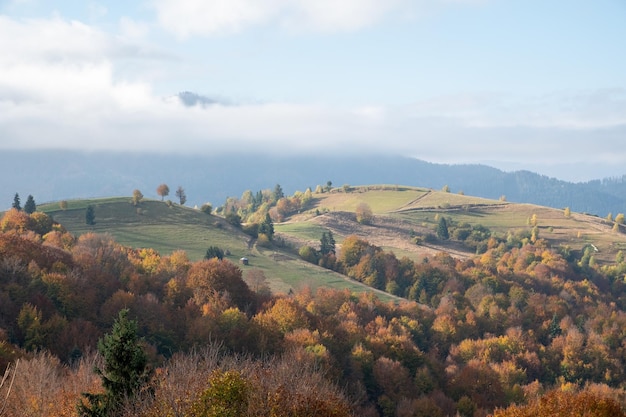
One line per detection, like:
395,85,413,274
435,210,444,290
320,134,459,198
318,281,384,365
2,150,625,216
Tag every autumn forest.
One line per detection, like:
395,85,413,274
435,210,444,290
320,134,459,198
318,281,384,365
1,184,626,417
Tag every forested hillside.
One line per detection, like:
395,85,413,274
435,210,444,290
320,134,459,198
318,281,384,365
2,151,625,216
1,192,626,416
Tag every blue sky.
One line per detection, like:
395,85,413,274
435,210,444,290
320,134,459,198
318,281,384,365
0,0,625,181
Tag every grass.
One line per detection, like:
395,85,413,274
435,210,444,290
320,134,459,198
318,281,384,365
37,185,626,298
312,186,428,213
43,199,249,260
392,202,626,264
274,222,333,243
41,197,400,301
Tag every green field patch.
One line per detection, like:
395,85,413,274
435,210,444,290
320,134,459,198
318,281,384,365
274,222,332,242
314,187,427,213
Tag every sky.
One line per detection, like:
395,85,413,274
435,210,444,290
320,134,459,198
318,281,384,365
0,0,625,182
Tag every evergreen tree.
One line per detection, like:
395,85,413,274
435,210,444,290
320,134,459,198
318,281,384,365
205,246,225,260
253,190,264,210
85,205,96,225
12,193,21,211
320,232,330,255
436,216,449,240
548,313,562,339
78,309,150,417
320,230,336,255
272,184,284,202
23,195,36,214
258,213,274,240
85,206,96,226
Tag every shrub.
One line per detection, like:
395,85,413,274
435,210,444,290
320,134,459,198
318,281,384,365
257,234,271,248
225,213,241,228
355,203,374,225
299,246,319,264
205,246,225,260
242,223,259,238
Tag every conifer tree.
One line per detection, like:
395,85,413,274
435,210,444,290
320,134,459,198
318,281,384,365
85,205,96,225
12,193,20,211
23,195,36,214
436,216,449,240
258,213,274,240
272,183,284,202
320,230,336,255
78,309,150,417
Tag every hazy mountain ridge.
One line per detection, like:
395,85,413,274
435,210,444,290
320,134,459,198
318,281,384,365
2,151,624,216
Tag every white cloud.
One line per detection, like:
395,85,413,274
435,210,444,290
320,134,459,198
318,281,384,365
282,0,406,33
408,90,626,130
153,0,280,37
152,0,413,37
0,15,624,181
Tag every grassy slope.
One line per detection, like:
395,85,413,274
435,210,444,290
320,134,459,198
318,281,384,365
40,186,626,301
40,198,399,302
277,185,626,265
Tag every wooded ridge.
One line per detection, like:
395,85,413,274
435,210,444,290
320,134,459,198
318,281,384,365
1,184,626,416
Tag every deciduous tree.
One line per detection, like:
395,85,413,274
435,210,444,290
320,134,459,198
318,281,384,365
356,202,374,225
186,258,254,311
0,208,33,232
156,184,169,201
132,189,143,206
492,389,626,417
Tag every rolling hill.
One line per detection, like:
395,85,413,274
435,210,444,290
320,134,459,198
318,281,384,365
10,184,626,416
40,185,626,298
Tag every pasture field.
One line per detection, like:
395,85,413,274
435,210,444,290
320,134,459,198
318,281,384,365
40,198,400,301
39,186,626,297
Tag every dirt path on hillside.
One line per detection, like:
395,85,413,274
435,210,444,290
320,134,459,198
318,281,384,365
392,190,432,212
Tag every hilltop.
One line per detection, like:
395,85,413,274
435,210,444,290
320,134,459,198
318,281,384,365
280,185,626,265
41,184,626,294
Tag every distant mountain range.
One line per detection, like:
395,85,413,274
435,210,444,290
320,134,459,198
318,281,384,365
1,151,625,216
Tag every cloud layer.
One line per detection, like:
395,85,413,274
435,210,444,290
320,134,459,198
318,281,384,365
0,14,625,181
